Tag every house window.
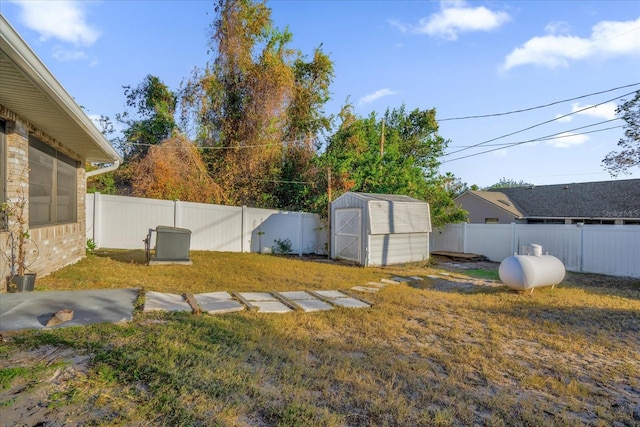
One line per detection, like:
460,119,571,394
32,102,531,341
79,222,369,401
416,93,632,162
484,218,499,224
28,136,77,226
0,120,5,229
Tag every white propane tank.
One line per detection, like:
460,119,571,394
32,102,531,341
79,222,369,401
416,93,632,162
499,248,565,291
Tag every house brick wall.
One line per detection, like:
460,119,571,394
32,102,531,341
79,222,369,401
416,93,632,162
1,105,87,292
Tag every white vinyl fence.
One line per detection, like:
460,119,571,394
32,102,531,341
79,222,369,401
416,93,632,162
430,223,640,278
86,193,328,255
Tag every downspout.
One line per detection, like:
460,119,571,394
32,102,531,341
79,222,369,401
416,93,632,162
85,159,121,178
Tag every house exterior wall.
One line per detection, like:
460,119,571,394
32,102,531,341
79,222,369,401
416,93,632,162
456,192,518,224
1,106,86,290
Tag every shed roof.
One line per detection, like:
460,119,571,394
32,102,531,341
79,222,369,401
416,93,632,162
0,14,121,164
481,179,640,219
346,192,425,204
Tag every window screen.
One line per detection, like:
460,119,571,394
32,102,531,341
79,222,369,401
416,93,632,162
29,136,77,226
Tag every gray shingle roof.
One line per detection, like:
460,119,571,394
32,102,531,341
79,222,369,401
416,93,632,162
486,179,640,219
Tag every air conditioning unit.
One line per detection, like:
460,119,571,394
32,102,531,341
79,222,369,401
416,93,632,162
146,226,192,265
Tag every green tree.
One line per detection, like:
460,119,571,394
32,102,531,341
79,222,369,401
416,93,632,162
318,104,466,225
117,75,178,160
603,90,640,176
180,0,333,209
486,177,533,189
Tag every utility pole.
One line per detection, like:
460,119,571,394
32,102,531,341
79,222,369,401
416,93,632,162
327,167,332,257
380,118,385,157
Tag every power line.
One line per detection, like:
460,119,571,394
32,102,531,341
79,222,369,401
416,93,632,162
442,123,624,164
443,91,635,157
445,118,621,149
438,82,639,121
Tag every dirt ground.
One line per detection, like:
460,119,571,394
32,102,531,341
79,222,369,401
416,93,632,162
1,257,639,427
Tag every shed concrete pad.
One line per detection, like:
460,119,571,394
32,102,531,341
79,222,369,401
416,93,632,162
239,292,278,301
249,301,293,313
144,291,190,312
0,288,138,332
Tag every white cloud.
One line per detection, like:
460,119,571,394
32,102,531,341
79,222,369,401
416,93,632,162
503,16,640,70
359,89,398,105
11,0,99,46
52,45,89,62
545,132,589,148
544,21,572,35
390,0,510,40
555,102,618,123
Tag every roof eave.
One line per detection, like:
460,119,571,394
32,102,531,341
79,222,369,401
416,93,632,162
0,14,122,164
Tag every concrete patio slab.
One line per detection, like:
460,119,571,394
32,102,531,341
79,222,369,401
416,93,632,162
0,289,138,332
144,291,190,312
194,292,244,314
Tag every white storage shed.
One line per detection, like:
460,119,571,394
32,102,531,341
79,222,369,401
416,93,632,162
330,192,432,266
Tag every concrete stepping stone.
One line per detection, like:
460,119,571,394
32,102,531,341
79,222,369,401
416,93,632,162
380,278,401,285
409,276,424,281
310,290,371,308
366,282,387,288
275,291,333,312
235,292,292,313
194,292,244,314
391,277,411,282
144,291,191,312
350,286,380,293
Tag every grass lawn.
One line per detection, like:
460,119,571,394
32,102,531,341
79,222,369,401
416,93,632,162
1,250,639,426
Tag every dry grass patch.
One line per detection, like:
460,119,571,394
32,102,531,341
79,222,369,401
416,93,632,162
1,252,639,426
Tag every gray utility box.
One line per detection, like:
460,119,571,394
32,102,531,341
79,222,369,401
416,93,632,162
155,226,192,262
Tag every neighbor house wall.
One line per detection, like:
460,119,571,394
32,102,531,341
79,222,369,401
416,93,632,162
456,192,518,224
0,105,86,287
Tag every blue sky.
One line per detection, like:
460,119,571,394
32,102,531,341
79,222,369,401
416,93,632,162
2,0,639,188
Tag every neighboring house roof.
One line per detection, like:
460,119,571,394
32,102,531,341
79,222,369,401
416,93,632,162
0,14,121,164
481,179,640,219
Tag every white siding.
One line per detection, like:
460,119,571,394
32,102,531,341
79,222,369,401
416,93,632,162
368,201,431,234
368,233,429,266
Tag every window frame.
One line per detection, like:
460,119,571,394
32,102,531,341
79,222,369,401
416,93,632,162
0,120,6,230
28,136,78,227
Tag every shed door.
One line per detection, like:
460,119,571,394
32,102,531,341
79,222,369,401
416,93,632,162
334,208,361,263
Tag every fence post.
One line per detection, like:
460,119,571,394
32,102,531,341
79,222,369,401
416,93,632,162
578,224,584,272
511,222,517,255
241,205,247,253
298,212,303,256
462,222,468,253
93,192,101,248
174,200,182,228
